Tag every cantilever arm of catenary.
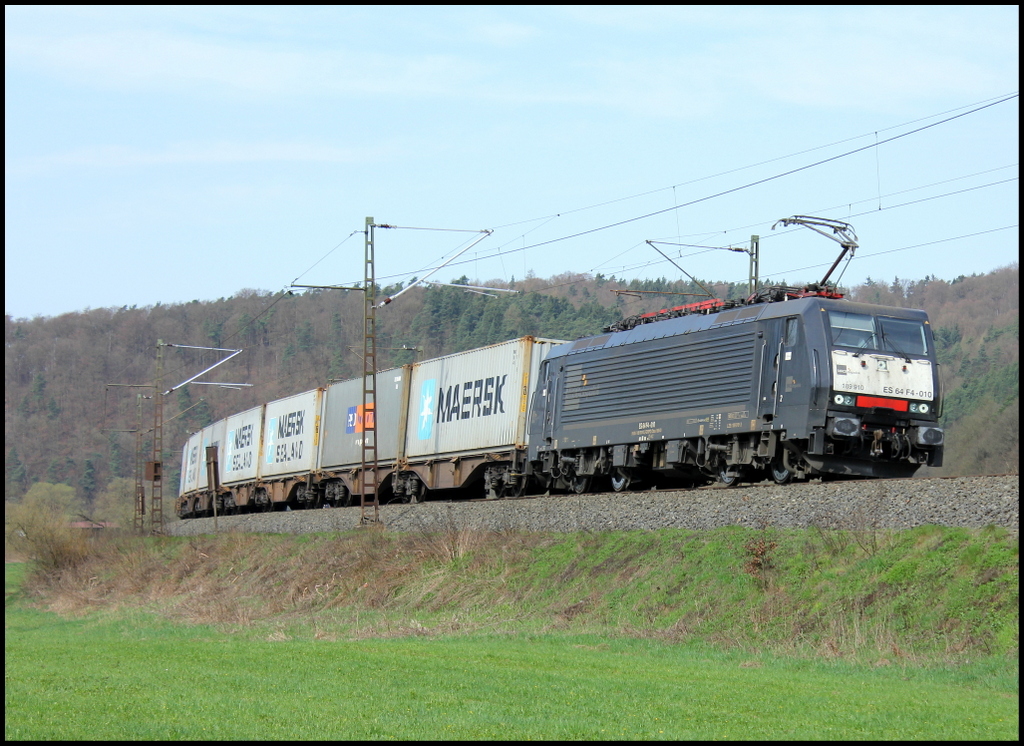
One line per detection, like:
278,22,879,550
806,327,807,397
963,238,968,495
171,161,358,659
162,345,246,395
376,229,493,308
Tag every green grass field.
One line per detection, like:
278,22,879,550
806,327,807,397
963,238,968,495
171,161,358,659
5,560,1017,740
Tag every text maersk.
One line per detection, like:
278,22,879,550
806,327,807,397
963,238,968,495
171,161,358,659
438,375,508,423
227,424,255,472
418,374,510,440
266,410,308,464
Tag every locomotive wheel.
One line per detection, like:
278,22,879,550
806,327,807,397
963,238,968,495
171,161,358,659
770,460,793,485
610,468,632,493
570,475,591,494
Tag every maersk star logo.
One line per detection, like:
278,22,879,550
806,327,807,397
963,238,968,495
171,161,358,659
418,379,436,440
265,418,276,463
420,392,433,425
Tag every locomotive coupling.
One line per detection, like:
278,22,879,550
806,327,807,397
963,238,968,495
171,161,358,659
870,430,885,457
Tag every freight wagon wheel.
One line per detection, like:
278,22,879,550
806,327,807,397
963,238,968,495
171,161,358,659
770,460,793,485
717,464,741,487
337,485,353,508
501,477,527,498
570,475,591,494
610,468,632,493
254,488,272,512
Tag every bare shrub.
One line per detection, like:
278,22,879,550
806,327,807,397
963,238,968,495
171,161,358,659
742,534,778,589
808,487,893,559
6,495,92,574
808,515,851,557
844,484,894,557
408,509,492,562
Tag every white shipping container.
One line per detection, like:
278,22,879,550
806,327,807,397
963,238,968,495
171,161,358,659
195,419,227,492
405,337,565,459
319,367,406,469
221,405,265,486
179,430,204,496
260,389,323,478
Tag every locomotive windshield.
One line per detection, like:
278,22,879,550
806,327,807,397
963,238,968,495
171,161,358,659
828,311,928,355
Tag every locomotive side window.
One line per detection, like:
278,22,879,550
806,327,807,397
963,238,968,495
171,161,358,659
828,311,877,350
785,317,799,346
879,317,928,356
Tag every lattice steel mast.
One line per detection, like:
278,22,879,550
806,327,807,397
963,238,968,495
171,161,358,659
360,217,381,525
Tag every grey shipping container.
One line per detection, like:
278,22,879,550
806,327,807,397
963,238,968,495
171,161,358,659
319,367,407,469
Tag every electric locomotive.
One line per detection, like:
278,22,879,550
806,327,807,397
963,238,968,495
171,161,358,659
525,286,944,493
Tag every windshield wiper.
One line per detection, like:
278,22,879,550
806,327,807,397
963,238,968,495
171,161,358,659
880,334,912,363
849,337,874,358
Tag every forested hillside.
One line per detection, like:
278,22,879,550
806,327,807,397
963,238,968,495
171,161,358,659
4,265,1017,521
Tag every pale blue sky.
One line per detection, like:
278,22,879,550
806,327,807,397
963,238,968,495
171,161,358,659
5,5,1019,319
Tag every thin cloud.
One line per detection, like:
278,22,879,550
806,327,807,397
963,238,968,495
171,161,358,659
5,29,484,98
471,20,542,47
6,8,1015,117
8,141,392,176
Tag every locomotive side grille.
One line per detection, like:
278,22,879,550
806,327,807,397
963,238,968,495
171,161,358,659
560,330,756,424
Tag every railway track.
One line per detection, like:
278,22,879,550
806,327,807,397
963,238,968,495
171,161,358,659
164,474,1019,537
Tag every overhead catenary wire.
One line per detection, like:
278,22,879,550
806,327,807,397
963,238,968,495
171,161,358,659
599,176,1019,279
156,94,1017,395
165,176,1018,393
642,162,1019,247
361,224,494,308
361,92,1018,285
488,90,1020,232
291,230,361,287
741,224,1018,288
258,224,1016,362
90,88,1019,387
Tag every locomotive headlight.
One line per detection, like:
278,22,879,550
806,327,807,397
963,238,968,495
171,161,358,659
909,402,930,414
833,394,855,406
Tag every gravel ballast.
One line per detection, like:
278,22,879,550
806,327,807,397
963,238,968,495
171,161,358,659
163,475,1018,536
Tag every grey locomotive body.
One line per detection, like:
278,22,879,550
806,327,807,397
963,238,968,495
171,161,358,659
526,294,943,493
